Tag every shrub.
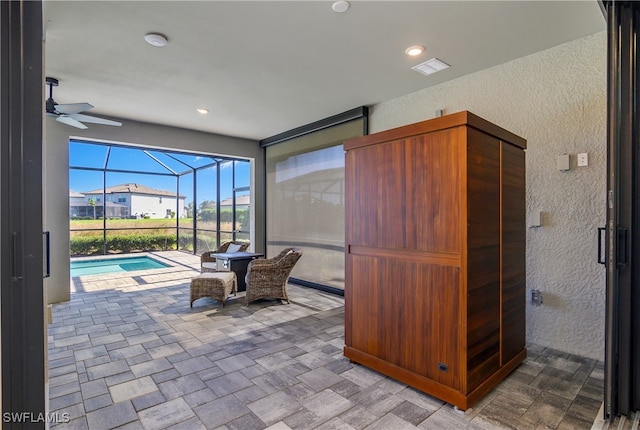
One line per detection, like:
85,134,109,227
198,208,217,222
69,236,104,255
197,208,249,229
236,209,249,231
70,233,177,256
178,233,194,251
176,233,217,254
219,209,233,223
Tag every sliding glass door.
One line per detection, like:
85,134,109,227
603,0,640,418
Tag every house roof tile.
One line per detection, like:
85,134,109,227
83,183,184,198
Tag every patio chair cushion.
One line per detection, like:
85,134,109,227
227,243,243,253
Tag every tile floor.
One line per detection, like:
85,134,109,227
49,251,604,429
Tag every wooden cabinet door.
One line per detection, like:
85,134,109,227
404,129,463,253
501,142,526,364
465,129,501,391
346,127,465,390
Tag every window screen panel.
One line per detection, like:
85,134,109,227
265,118,364,290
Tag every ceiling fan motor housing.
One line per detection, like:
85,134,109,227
45,76,59,113
45,98,58,114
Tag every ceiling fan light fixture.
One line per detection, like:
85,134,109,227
197,108,209,114
332,1,350,13
144,33,169,47
405,45,425,57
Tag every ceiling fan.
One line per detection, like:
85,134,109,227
45,77,122,129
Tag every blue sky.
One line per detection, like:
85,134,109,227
69,140,250,204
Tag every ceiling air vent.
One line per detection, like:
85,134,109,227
412,58,450,76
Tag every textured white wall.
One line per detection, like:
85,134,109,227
369,32,607,360
129,194,183,219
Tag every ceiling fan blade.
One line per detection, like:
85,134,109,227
56,115,88,129
55,102,93,115
70,113,122,127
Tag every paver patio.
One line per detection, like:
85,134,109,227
49,251,603,429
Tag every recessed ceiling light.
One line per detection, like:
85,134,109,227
411,58,450,76
332,1,350,13
405,45,425,57
197,108,209,114
144,33,168,47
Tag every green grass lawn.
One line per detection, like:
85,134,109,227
70,218,236,236
71,218,189,229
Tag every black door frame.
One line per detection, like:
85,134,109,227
602,0,640,419
0,0,46,425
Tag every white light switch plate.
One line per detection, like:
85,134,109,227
558,154,570,171
529,211,542,228
577,152,588,167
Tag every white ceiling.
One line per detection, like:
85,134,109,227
44,1,605,141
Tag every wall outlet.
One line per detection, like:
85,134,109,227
577,152,588,167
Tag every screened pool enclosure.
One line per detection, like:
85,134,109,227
69,140,251,256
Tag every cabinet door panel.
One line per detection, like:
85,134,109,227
467,130,500,249
501,143,526,363
407,129,462,253
466,130,501,390
346,142,406,249
349,255,462,389
347,255,382,356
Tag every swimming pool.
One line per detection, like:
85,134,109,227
70,255,171,277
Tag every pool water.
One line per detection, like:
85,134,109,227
70,256,171,277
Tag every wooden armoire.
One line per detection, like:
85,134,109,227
343,111,526,410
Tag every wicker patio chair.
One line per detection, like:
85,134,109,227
200,241,250,273
245,247,302,305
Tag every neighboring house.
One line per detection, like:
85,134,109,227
69,189,85,206
80,183,186,219
69,189,129,218
219,194,250,210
